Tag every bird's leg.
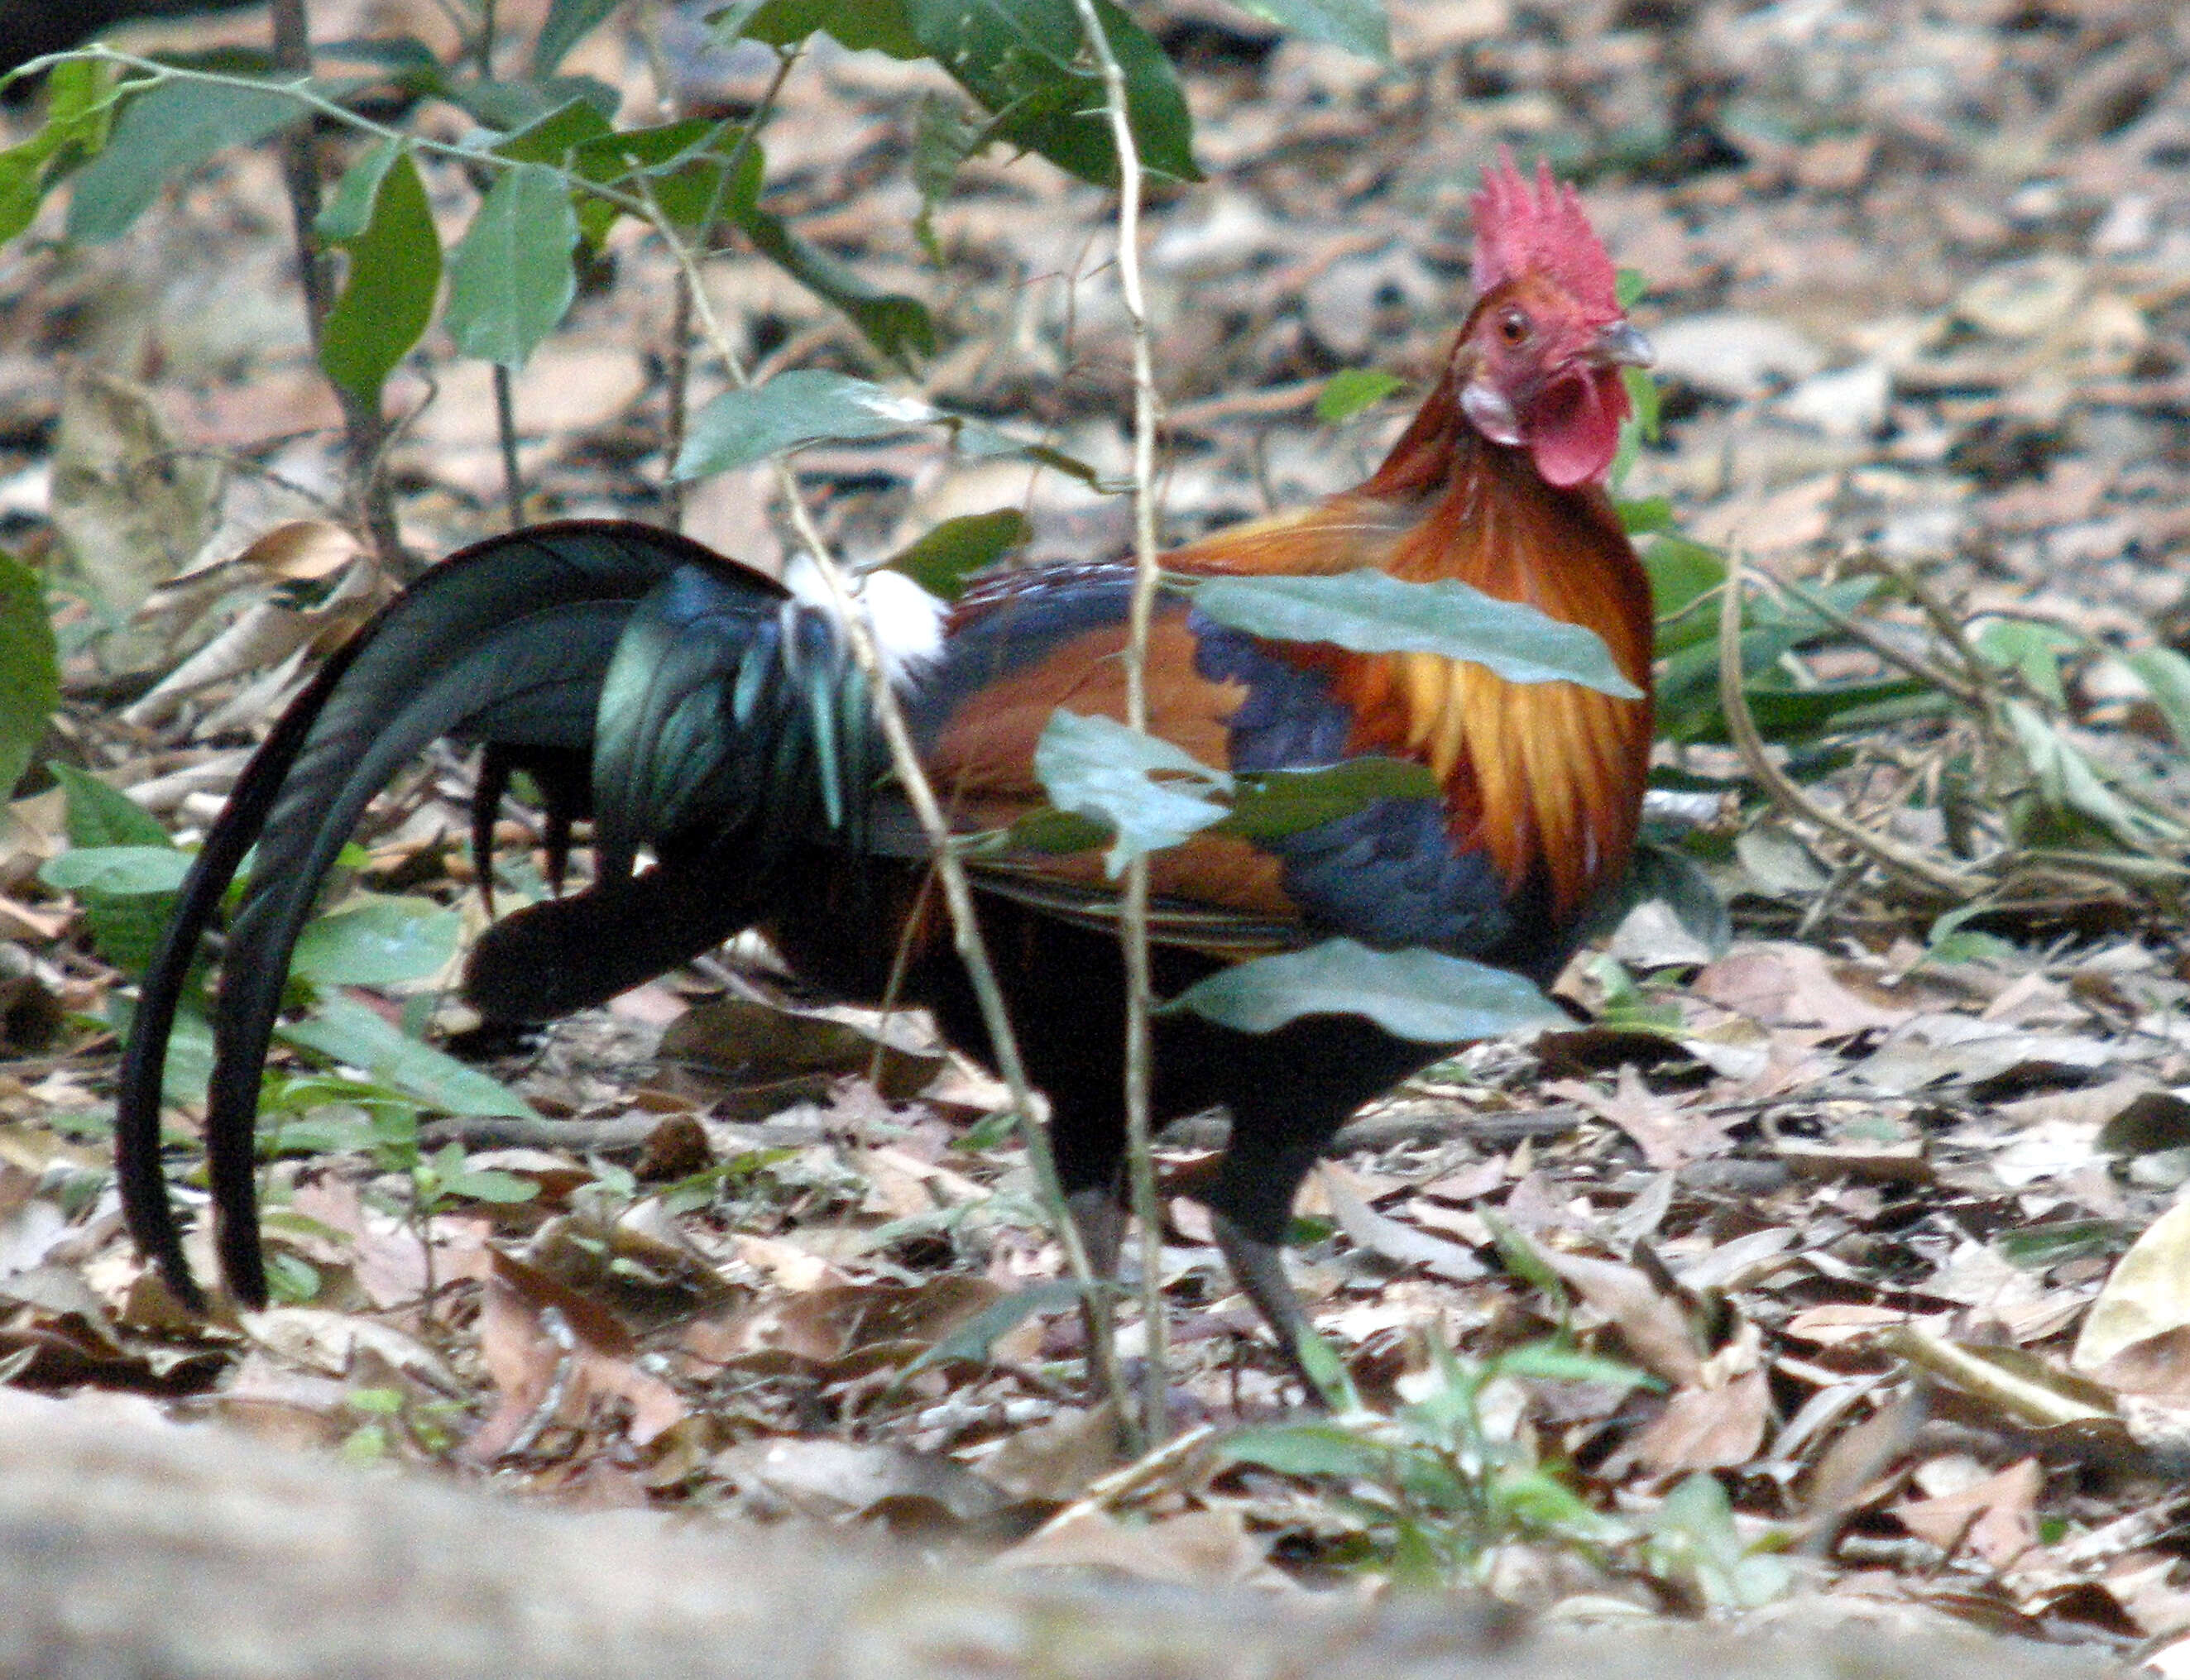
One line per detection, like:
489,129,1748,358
1211,1209,1330,1403
1066,1185,1125,1391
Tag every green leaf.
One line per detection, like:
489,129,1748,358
0,551,56,798
903,0,1200,188
443,162,579,368
911,93,983,260
1615,266,1647,309
2126,647,2190,755
896,1278,1091,1381
1218,758,1436,843
989,806,1114,856
48,761,171,848
885,508,1028,598
2004,697,2178,845
1033,710,1231,877
1186,570,1644,698
676,369,940,479
279,998,539,1119
108,993,215,1106
438,1164,541,1204
290,894,462,988
1315,367,1403,423
532,0,630,74
1490,1341,1656,1390
1165,939,1563,1041
1976,618,2078,711
319,147,442,404
716,0,923,56
731,194,936,363
314,136,400,242
1227,0,1389,60
0,58,117,243
66,77,305,243
1220,1421,1388,1480
447,76,620,132
40,845,190,896
42,826,182,977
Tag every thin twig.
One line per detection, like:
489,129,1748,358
1069,0,1169,1448
263,0,409,575
1718,554,1984,902
630,170,1130,1425
492,365,524,529
1767,572,1986,708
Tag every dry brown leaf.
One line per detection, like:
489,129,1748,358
996,1505,1282,1588
1623,1368,1771,1477
1895,1457,2042,1566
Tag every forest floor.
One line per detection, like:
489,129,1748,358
3,0,2190,1664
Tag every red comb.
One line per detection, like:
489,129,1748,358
1469,148,1617,314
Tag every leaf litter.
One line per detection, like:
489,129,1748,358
3,0,2190,1658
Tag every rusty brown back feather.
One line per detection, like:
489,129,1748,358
1167,385,1653,925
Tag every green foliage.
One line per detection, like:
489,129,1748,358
885,508,1031,598
1315,367,1405,423
676,369,944,479
1221,1333,1656,1584
0,551,57,799
1186,570,1645,698
1035,709,1232,876
903,0,1200,188
443,161,580,369
65,76,305,243
0,59,113,242
289,894,462,988
1227,0,1391,60
318,146,442,404
279,998,539,1122
1165,941,1565,1041
531,0,630,76
40,765,179,977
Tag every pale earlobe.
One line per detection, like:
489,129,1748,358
1460,378,1523,445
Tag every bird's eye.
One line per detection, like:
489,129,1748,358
1498,311,1531,346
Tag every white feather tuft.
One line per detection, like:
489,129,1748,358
783,555,946,690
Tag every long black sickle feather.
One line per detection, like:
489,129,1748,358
116,521,785,1309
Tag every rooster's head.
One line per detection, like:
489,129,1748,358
1456,151,1651,490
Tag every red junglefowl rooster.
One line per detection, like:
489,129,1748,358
114,155,1655,1380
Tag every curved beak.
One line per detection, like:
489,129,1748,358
1591,319,1654,369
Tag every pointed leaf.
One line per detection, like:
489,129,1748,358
1315,367,1403,423
48,761,170,848
319,147,441,404
1033,710,1230,877
0,550,56,798
444,162,578,368
1220,1421,1388,1479
903,0,1199,187
676,369,940,479
314,135,401,242
731,195,934,363
532,0,629,74
1219,758,1435,843
885,508,1028,599
1165,938,1562,1041
0,58,115,243
66,77,305,243
40,845,190,896
290,894,462,988
2126,646,2190,756
1229,0,1389,60
1186,570,1643,697
716,0,923,56
280,998,539,1118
